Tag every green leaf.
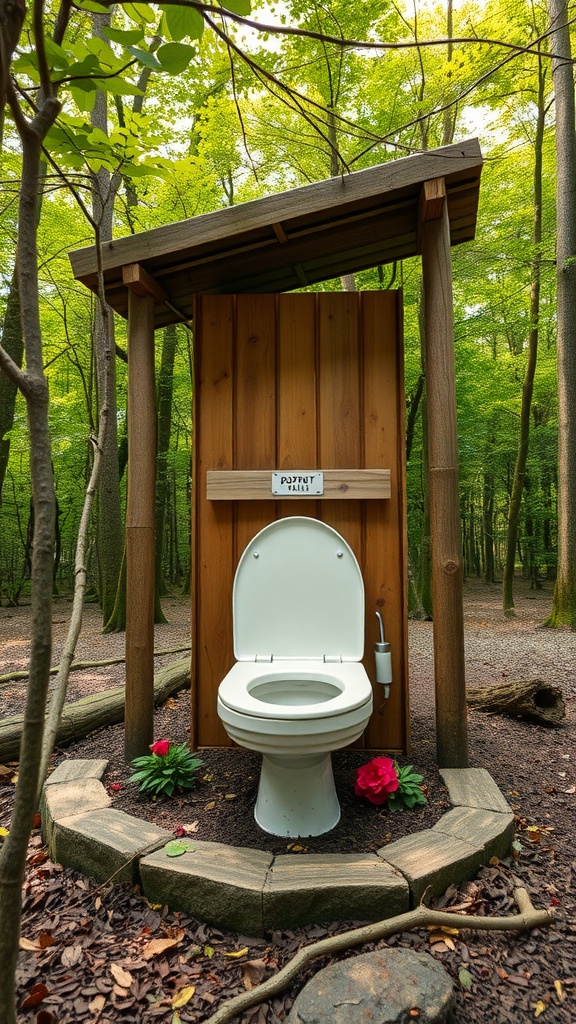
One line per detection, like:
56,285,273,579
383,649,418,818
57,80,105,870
126,45,162,70
157,42,195,75
102,26,146,46
76,0,110,12
161,4,204,41
219,0,251,15
70,86,97,113
165,840,195,857
124,2,157,23
459,968,473,991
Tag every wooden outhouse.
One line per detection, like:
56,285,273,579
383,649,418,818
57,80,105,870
69,138,483,768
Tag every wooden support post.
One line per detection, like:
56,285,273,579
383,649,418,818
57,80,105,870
125,278,157,763
420,178,469,768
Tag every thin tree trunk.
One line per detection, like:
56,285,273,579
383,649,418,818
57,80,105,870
0,267,23,503
502,52,545,614
92,13,123,627
547,0,576,625
0,88,61,1024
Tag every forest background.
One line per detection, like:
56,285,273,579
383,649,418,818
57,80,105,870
0,0,569,625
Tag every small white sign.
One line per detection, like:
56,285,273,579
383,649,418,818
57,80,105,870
272,471,324,496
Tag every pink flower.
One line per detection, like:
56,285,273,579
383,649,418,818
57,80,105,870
354,757,399,806
150,739,170,756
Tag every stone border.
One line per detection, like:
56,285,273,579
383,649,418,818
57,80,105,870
41,760,515,935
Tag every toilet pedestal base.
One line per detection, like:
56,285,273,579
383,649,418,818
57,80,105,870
254,752,341,837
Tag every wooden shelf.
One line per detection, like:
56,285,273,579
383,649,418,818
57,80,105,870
206,469,391,500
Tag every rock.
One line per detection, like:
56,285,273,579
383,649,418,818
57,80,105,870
287,948,455,1024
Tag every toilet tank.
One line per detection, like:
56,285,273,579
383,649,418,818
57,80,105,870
233,517,365,661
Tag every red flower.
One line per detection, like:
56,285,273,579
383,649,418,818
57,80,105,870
354,757,399,806
150,739,170,756
109,783,123,792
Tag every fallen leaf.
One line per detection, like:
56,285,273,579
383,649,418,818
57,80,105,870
459,968,473,992
19,932,55,952
88,994,106,1015
61,944,83,966
110,962,134,989
109,783,123,792
224,793,237,800
36,1011,56,1024
142,929,184,959
172,986,196,1008
533,1000,547,1017
204,801,216,811
0,827,9,838
554,980,566,1002
564,786,575,795
242,959,268,990
224,947,248,959
20,983,49,1010
204,945,215,959
164,840,195,857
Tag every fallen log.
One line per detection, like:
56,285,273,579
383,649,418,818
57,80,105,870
466,678,565,726
0,657,190,763
205,887,553,1024
0,644,191,685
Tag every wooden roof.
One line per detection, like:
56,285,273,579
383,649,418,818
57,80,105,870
69,138,482,329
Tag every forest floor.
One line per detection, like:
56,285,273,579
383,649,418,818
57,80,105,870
1,578,575,1023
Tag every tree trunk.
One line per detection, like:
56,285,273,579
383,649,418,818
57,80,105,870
467,678,565,726
91,14,123,626
0,267,23,503
547,0,576,625
503,52,545,614
0,71,61,1024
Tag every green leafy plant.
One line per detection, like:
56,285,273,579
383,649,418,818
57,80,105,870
129,740,203,797
386,763,428,812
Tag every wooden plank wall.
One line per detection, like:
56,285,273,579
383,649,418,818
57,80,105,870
192,292,408,752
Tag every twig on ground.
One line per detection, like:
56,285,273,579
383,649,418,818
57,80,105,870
205,887,553,1024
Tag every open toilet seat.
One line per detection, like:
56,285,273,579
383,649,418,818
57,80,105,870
218,660,372,720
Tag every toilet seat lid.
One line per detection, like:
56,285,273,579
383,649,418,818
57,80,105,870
233,517,364,660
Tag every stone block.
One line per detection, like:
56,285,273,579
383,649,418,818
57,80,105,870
433,806,515,862
379,829,483,905
263,853,409,930
440,768,512,814
287,948,455,1023
44,758,108,786
140,840,273,935
41,778,111,849
51,808,171,884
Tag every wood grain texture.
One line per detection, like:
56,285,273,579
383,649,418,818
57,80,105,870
193,295,235,746
421,201,468,768
125,291,156,761
206,469,391,500
70,141,482,278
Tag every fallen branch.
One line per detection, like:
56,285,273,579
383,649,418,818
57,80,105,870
0,658,190,763
205,887,553,1024
0,645,191,685
466,678,565,726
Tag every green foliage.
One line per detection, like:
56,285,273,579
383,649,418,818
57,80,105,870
386,764,428,812
129,743,203,798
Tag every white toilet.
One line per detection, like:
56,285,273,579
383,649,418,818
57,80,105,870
217,516,373,838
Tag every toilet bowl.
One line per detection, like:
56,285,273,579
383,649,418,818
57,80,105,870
217,517,373,838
